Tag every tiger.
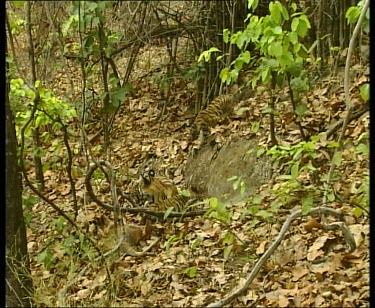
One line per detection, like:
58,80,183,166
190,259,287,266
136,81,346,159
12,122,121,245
139,169,178,203
192,94,234,140
150,194,202,212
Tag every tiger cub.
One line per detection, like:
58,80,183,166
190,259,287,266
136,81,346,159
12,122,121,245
140,169,178,203
192,94,234,140
150,195,202,212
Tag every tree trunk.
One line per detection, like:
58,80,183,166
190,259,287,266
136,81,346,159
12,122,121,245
6,75,34,307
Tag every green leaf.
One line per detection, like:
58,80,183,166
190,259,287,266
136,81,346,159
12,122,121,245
281,4,289,20
332,151,342,166
295,103,308,116
220,67,230,83
13,1,25,7
223,29,230,43
37,250,54,270
234,58,245,70
252,194,264,205
261,67,271,82
186,266,198,278
209,197,218,209
270,2,282,24
291,163,299,179
198,47,220,62
223,245,233,259
256,146,265,157
191,236,203,250
287,63,302,77
240,181,246,195
327,192,336,202
223,233,234,245
251,121,260,133
248,0,259,10
229,69,239,84
92,16,100,27
84,35,94,48
299,15,311,29
279,51,294,67
307,39,319,53
345,7,361,24
296,19,308,38
273,26,283,35
353,206,363,218
356,143,369,155
236,32,247,49
163,207,174,219
227,176,238,182
246,205,259,216
261,107,274,114
242,51,251,63
256,209,273,220
301,196,313,214
111,87,127,107
216,55,225,61
360,84,369,101
291,18,299,32
268,41,283,57
52,122,62,131
270,200,283,211
278,174,292,180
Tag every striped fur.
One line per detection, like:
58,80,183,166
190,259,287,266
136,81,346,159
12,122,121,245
140,169,178,203
150,195,202,212
192,94,234,139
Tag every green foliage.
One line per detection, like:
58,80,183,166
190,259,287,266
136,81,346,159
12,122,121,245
37,225,96,274
346,1,370,33
163,206,175,219
183,62,206,82
198,0,317,112
265,134,342,210
350,175,368,217
12,1,26,7
203,198,241,259
205,197,233,224
23,194,39,226
198,47,221,62
240,194,275,228
185,266,198,278
359,84,369,101
152,72,171,97
62,1,130,118
37,249,55,270
350,133,369,217
10,79,77,130
9,78,77,164
8,18,26,35
191,235,203,251
227,176,246,196
165,233,183,252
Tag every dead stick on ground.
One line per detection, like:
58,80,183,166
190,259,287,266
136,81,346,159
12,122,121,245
207,206,355,308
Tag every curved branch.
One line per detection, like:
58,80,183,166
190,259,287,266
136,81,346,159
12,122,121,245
85,162,207,218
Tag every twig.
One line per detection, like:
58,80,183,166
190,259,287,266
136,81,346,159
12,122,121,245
207,206,353,307
322,0,369,207
325,105,369,138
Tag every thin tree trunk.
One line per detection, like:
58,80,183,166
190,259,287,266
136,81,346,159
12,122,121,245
6,72,34,307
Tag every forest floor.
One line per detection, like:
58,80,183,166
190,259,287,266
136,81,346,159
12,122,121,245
25,45,369,307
